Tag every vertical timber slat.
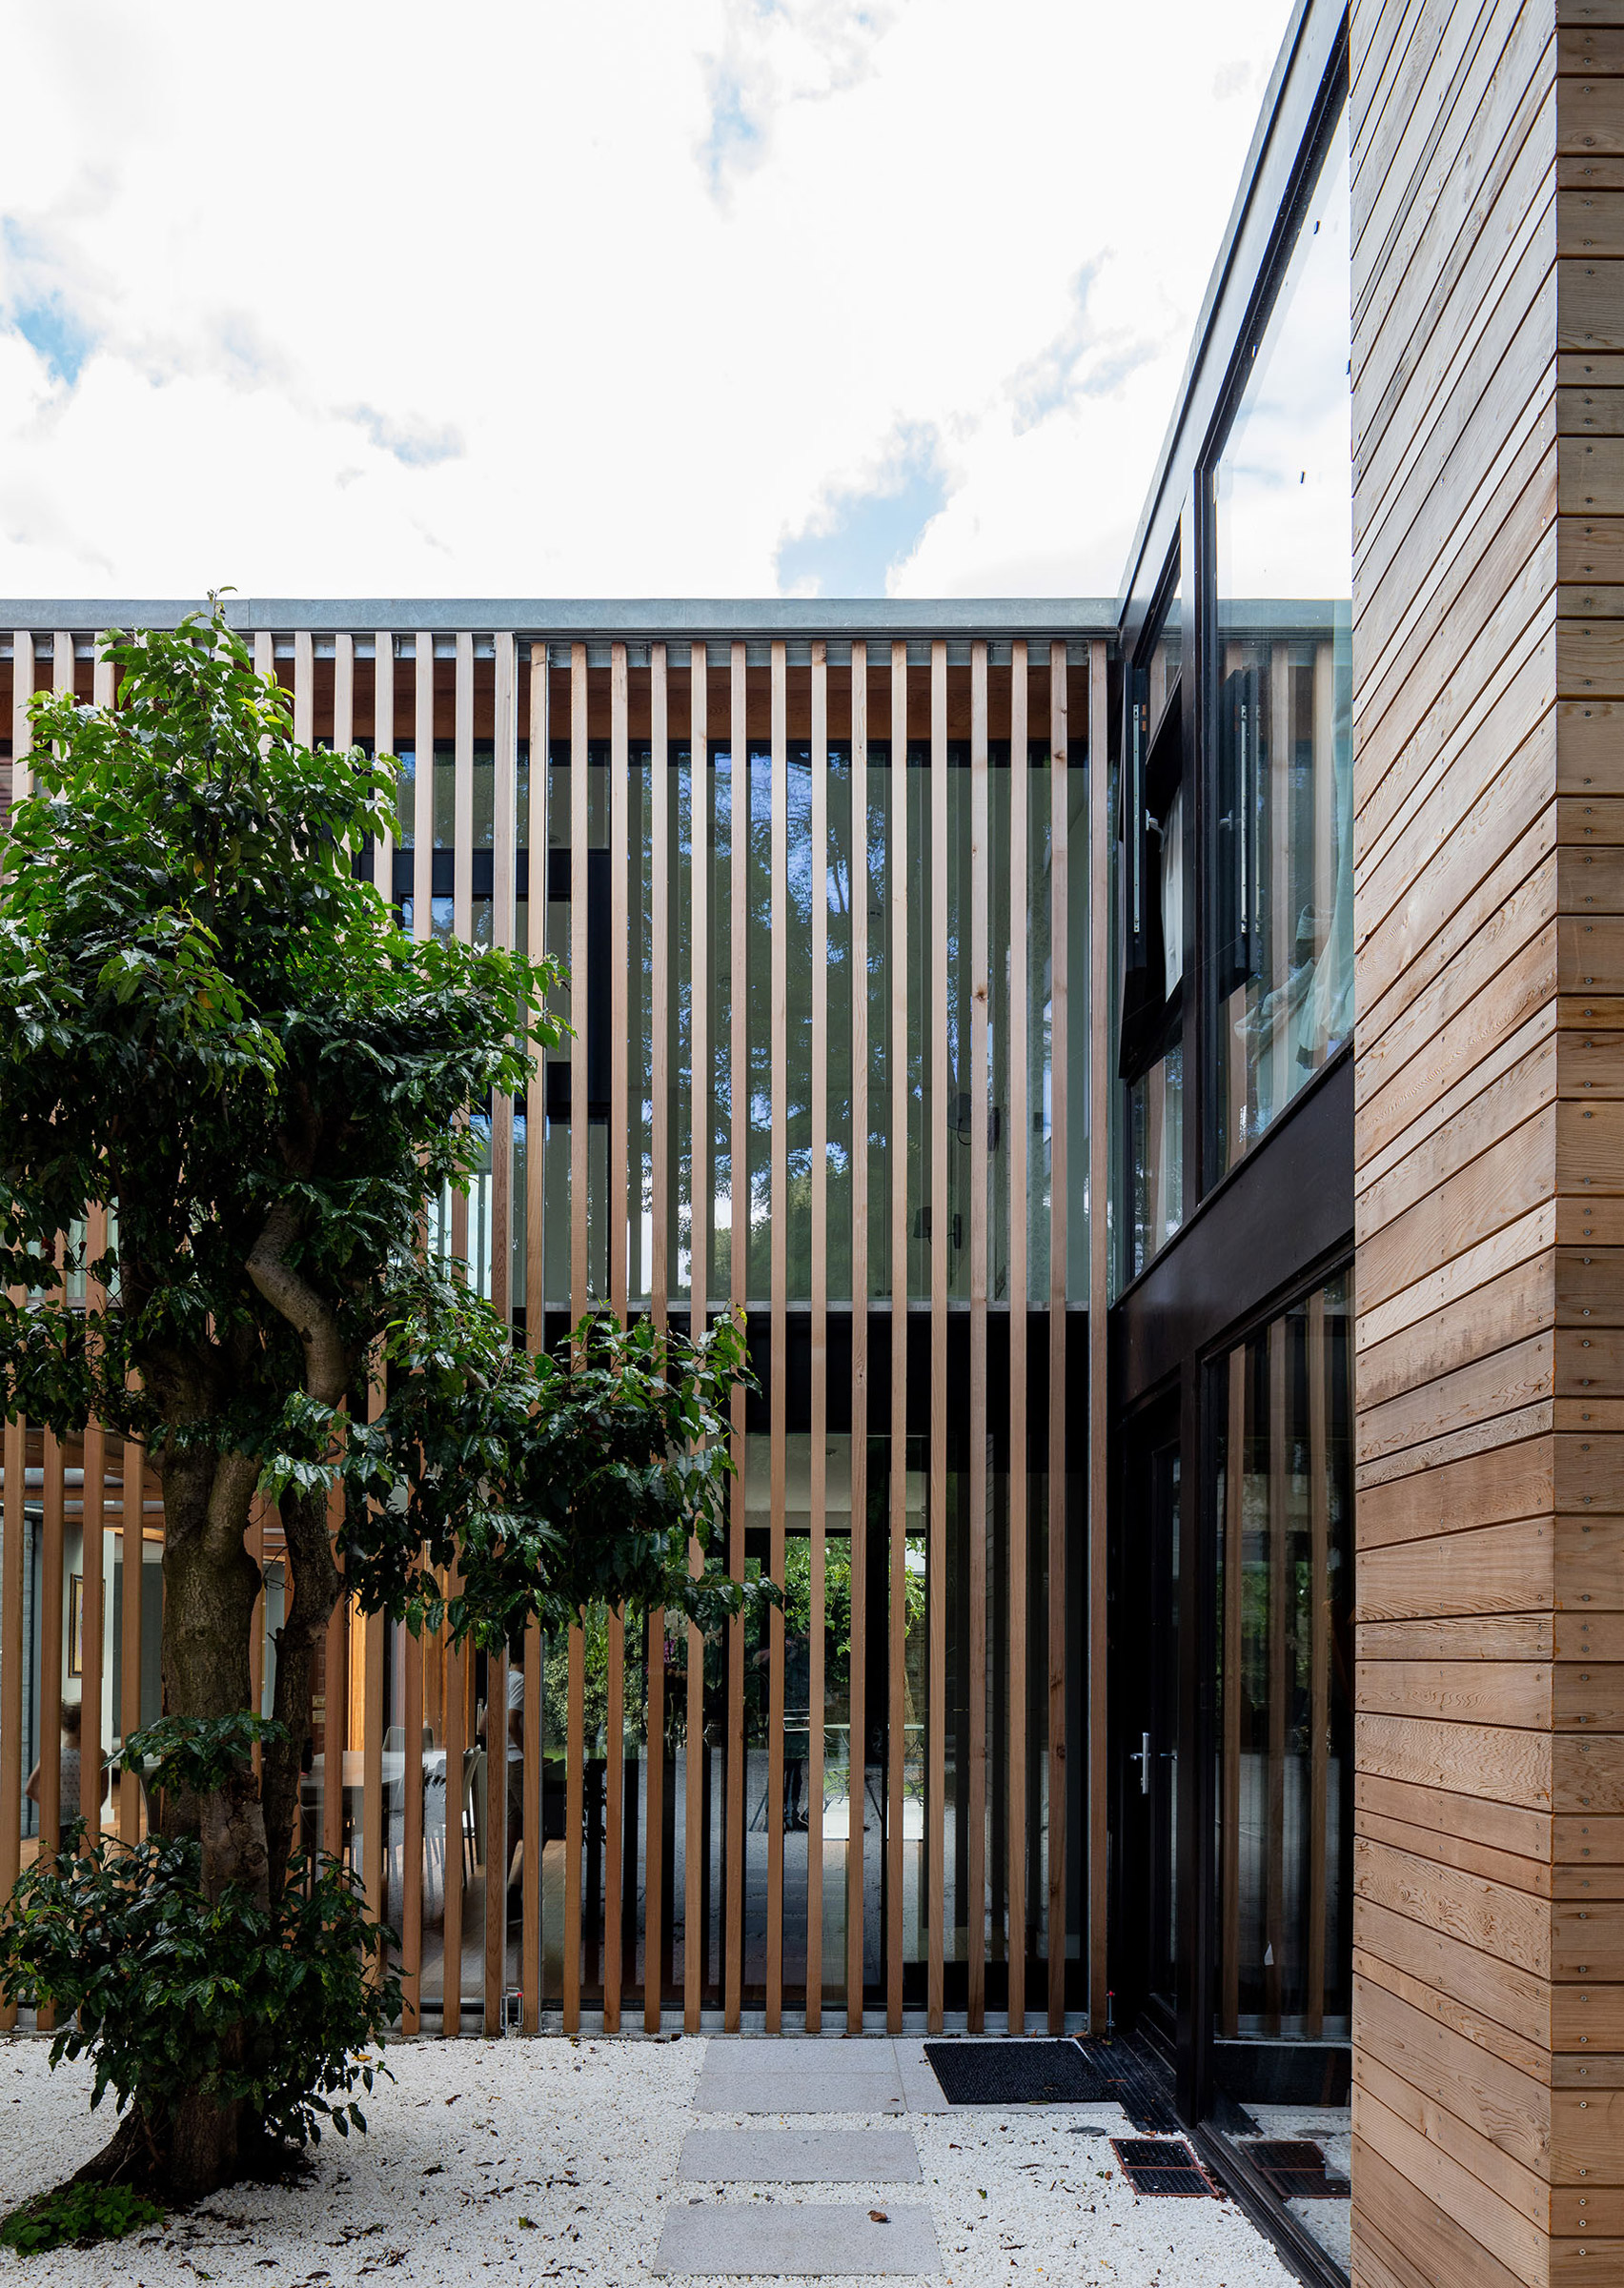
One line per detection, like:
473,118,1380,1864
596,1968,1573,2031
808,639,829,2032
887,639,908,2036
847,642,869,2032
967,640,989,2032
1047,642,1067,2035
1008,641,1029,2035
766,638,788,2032
928,638,947,2035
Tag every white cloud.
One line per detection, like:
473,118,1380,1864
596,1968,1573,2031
0,0,1298,601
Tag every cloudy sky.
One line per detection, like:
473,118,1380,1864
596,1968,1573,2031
0,0,1296,603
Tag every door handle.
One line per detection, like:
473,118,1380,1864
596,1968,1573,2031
1128,1730,1151,1795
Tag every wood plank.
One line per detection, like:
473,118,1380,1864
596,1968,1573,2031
686,638,706,2036
0,1416,22,2027
440,1578,466,2036
455,632,474,945
294,629,314,749
374,628,395,898
483,1637,505,2031
767,639,788,2033
120,1443,147,1842
414,633,434,942
888,638,908,2035
80,1328,107,1837
808,640,829,2032
570,645,589,1319
606,639,629,2037
1008,640,1030,2035
966,639,988,2032
1086,639,1107,2032
647,641,669,2033
564,644,588,2035
724,639,747,2033
847,639,869,2032
36,1432,64,1904
491,632,517,1326
400,1585,424,2035
928,638,948,2035
522,1615,541,2032
10,627,32,803
1047,643,1068,2034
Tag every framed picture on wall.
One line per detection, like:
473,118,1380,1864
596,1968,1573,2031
68,1573,85,1678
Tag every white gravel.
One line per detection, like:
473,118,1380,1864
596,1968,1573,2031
0,2032,1299,2287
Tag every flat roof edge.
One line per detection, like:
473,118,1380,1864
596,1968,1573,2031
0,597,1120,639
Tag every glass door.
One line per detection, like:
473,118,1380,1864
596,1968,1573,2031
1115,1420,1182,2039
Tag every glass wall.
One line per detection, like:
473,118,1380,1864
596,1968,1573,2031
1211,110,1352,1177
1210,1266,1353,2271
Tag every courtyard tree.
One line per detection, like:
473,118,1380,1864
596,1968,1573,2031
0,599,753,2208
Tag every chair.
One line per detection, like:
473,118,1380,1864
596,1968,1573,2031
382,1726,405,1752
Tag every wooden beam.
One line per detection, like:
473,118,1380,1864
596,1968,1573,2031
491,631,518,1326
967,640,989,2031
0,1415,23,2028
414,633,434,942
120,1444,147,1843
647,641,669,2033
606,639,630,2037
1086,639,1109,2030
454,632,474,946
373,630,395,899
10,628,32,803
808,639,829,2032
887,639,908,2037
928,638,947,2035
847,641,869,2033
724,639,748,2033
766,638,788,2032
1047,641,1068,2034
1008,640,1030,2035
565,650,588,2035
686,638,708,2034
294,630,314,749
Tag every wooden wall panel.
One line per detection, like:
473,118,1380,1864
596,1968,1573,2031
1351,6,1622,2281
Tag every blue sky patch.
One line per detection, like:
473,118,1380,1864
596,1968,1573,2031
776,426,948,597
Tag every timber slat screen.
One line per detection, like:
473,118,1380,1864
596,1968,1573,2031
1350,6,1624,2285
0,620,1094,2034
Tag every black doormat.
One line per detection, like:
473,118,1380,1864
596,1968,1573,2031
1242,2139,1350,2200
924,2040,1108,2105
1110,2136,1213,2197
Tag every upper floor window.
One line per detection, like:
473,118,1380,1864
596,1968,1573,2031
1211,106,1351,1178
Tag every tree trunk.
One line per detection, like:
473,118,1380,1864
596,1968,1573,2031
144,1443,268,2196
263,1484,343,1893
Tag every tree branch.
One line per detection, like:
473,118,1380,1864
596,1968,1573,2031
245,1201,350,1408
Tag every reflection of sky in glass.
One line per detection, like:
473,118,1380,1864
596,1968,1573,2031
1216,110,1350,604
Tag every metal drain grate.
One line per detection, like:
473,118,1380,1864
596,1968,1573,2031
1243,2139,1350,2200
1109,2136,1214,2197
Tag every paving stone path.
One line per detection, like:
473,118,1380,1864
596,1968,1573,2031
653,2038,944,2278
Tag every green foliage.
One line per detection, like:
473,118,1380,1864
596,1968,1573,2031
341,1305,766,1649
0,595,554,1463
0,2182,165,2253
0,1831,397,2154
122,1712,285,1798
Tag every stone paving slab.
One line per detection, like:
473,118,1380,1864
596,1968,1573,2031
700,2037,905,2076
892,2037,951,2114
694,2067,906,2114
695,2038,906,2115
678,2127,923,2182
652,2202,940,2276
